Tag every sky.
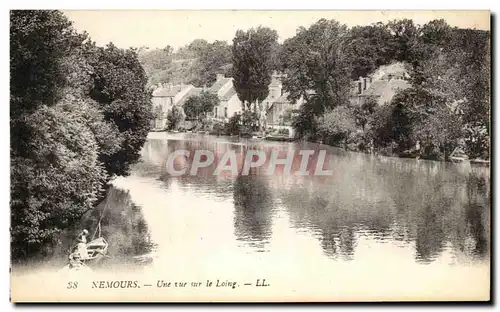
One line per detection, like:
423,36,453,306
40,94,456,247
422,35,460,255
63,10,490,50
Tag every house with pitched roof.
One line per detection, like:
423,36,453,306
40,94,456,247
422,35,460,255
209,74,243,121
350,62,411,107
151,83,199,129
263,72,304,126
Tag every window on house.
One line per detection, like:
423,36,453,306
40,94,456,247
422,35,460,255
214,107,218,117
357,82,362,95
224,107,228,118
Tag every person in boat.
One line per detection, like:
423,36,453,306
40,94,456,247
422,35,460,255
77,229,89,243
73,229,89,260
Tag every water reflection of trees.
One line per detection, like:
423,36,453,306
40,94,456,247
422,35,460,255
414,205,446,263
281,189,360,261
464,174,490,258
80,186,156,268
232,172,274,250
139,135,490,264
281,151,490,264
385,163,490,264
138,137,239,199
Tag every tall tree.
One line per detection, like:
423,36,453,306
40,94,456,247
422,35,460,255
345,22,395,79
280,19,352,137
10,10,155,259
10,10,108,258
232,26,279,110
386,18,421,63
10,10,87,155
86,42,154,177
407,22,490,159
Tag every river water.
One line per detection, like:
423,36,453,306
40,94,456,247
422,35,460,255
100,132,490,300
14,132,489,301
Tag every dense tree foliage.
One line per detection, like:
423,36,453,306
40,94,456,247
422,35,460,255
276,17,489,160
166,105,184,131
191,41,232,87
317,106,357,148
11,104,108,259
183,91,220,121
86,43,153,176
345,23,395,79
376,21,491,159
224,111,260,135
353,96,377,131
232,26,279,110
10,10,153,260
280,19,352,137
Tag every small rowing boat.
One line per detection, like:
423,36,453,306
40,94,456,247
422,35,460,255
82,236,109,262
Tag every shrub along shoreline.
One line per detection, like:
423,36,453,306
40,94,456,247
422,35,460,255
10,10,154,261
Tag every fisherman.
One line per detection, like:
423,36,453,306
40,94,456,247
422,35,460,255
77,229,89,244
73,229,89,260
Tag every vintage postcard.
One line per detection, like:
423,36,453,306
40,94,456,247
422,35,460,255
10,9,491,302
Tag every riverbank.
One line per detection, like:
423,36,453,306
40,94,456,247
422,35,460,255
299,134,490,167
150,130,490,168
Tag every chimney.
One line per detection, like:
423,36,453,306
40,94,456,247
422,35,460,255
216,73,225,81
363,77,370,90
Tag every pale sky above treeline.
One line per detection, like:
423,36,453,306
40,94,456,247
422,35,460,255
62,10,490,50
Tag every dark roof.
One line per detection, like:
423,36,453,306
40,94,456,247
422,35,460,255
361,80,387,97
221,87,237,101
177,87,203,106
153,85,185,97
351,79,410,98
380,73,408,80
387,79,411,92
209,77,232,93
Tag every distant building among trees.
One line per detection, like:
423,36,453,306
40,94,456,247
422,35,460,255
349,62,411,107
